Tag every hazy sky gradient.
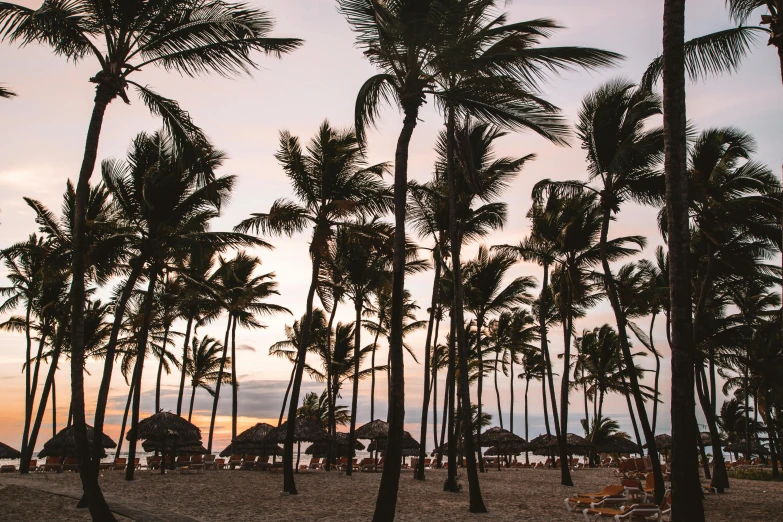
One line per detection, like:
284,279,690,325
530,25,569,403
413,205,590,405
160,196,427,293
0,0,780,452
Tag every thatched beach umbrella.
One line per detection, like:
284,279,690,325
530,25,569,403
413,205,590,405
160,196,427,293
127,412,201,474
599,437,641,455
700,431,713,446
475,427,527,470
0,442,22,459
220,422,279,458
724,440,768,456
39,425,116,460
643,434,673,450
263,419,331,471
305,433,365,458
355,419,389,440
367,431,420,452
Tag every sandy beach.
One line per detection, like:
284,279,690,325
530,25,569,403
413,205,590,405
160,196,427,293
1,467,780,521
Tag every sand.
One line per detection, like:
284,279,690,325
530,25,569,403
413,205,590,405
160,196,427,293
1,467,781,521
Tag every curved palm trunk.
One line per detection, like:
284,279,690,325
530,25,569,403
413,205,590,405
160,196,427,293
348,298,362,477
621,373,644,454
207,314,233,453
432,313,441,453
188,385,197,423
444,109,486,512
91,261,143,472
177,316,194,416
69,83,117,520
598,205,663,502
283,251,322,494
279,360,297,426
416,251,441,480
372,101,419,522
51,377,57,438
542,372,551,436
558,308,574,486
115,380,134,459
524,378,530,465
370,327,381,421
509,357,514,434
445,314,458,490
231,316,239,440
20,331,48,473
325,302,339,471
539,265,561,440
649,312,661,434
155,323,171,414
126,266,162,481
21,303,32,460
24,342,62,474
494,351,503,430
475,313,486,473
663,1,706,518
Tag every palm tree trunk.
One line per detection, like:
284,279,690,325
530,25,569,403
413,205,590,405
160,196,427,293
21,303,32,460
208,314,233,453
370,327,380,421
21,331,48,472
283,250,322,494
663,0,706,518
524,378,530,465
509,357,514,434
177,316,194,416
372,101,420,522
115,380,134,459
598,204,663,501
444,109,486,512
542,372,550,436
540,264,561,440
494,351,503,430
325,301,339,471
231,316,239,440
744,368,751,459
432,312,441,452
621,373,644,454
126,264,162,481
348,297,363,477
445,313,458,489
69,83,117,521
91,260,143,472
156,323,171,414
475,312,486,473
188,385,197,423
279,360,297,426
558,307,574,486
649,312,661,434
416,251,441,480
22,339,62,474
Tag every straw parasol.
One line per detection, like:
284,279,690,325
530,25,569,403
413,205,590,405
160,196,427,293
475,427,528,470
724,440,768,455
220,422,280,457
0,442,22,459
367,431,420,452
700,431,712,446
305,432,365,457
528,433,558,450
38,425,116,458
485,445,524,457
643,434,673,450
127,412,202,473
355,419,389,440
599,437,641,455
262,418,331,444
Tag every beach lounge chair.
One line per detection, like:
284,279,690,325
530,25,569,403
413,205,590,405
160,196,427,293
255,455,270,471
43,457,62,472
203,455,217,470
360,458,376,472
621,477,646,502
423,458,431,469
227,454,242,469
111,458,127,471
0,465,17,473
99,460,113,471
336,457,349,471
241,456,257,470
564,484,626,512
29,459,38,472
62,457,79,472
147,456,162,470
307,457,321,470
215,458,226,470
133,458,140,470
583,489,671,522
176,455,191,468
189,455,204,472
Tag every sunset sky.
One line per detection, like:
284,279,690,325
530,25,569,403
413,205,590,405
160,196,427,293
0,0,780,453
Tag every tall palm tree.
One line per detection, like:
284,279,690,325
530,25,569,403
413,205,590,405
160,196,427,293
518,342,545,464
185,335,231,423
236,121,390,494
662,0,705,515
208,251,290,448
0,4,300,512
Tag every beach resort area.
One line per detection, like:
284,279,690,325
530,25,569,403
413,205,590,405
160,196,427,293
1,0,782,521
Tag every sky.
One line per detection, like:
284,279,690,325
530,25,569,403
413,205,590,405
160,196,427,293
0,0,780,454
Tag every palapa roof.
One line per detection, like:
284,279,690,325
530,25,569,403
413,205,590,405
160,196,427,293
643,434,673,450
485,445,523,456
127,412,201,444
305,432,365,457
367,431,420,452
232,423,275,444
599,437,641,454
220,442,283,457
141,438,204,453
700,431,712,446
38,425,116,457
528,434,558,449
262,418,331,443
476,427,526,448
355,419,389,440
723,440,768,455
0,441,22,459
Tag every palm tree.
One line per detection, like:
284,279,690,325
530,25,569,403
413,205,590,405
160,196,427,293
297,391,350,430
662,0,705,515
726,1,783,84
207,251,290,449
0,5,300,512
185,336,231,423
0,83,15,98
518,343,545,465
236,121,390,494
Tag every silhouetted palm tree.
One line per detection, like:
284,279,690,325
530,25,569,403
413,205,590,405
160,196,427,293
185,336,231,423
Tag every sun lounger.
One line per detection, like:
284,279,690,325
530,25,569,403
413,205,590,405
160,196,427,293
0,465,17,473
203,454,217,470
621,478,646,502
565,485,626,512
582,502,660,522
360,458,376,472
29,459,37,472
62,457,79,472
255,455,270,470
227,454,243,470
43,457,62,472
188,454,204,472
99,460,113,471
241,456,258,470
147,456,162,470
176,455,191,468
307,457,321,470
215,458,226,470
